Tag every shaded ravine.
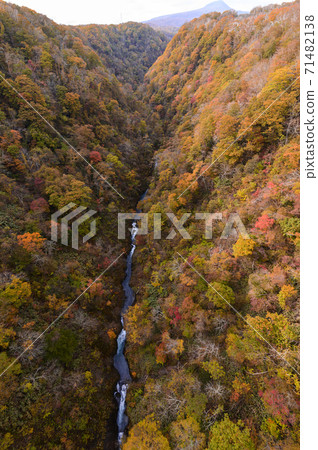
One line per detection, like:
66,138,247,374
113,191,147,446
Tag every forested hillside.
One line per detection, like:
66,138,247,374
124,2,300,449
0,0,300,448
0,0,162,447
75,22,169,88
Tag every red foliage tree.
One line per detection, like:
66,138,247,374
254,214,275,231
30,198,49,213
89,151,102,164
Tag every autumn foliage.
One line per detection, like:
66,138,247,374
0,0,164,446
0,0,300,448
124,2,300,449
17,232,45,253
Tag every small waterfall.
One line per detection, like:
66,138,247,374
114,221,139,447
116,382,128,446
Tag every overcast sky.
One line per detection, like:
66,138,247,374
8,0,283,25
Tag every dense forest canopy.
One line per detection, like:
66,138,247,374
75,22,169,88
0,0,163,447
0,0,300,448
125,1,300,449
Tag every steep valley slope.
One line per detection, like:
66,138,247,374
0,1,300,449
125,2,300,449
0,1,164,447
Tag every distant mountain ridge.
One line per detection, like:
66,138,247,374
144,1,247,33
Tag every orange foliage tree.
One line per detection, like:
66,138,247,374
17,232,45,253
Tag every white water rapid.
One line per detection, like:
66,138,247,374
114,221,139,447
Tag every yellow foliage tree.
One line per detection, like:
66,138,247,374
125,302,153,346
232,237,255,258
0,276,32,307
170,417,206,449
278,285,297,308
201,360,225,380
0,326,16,349
123,415,170,450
